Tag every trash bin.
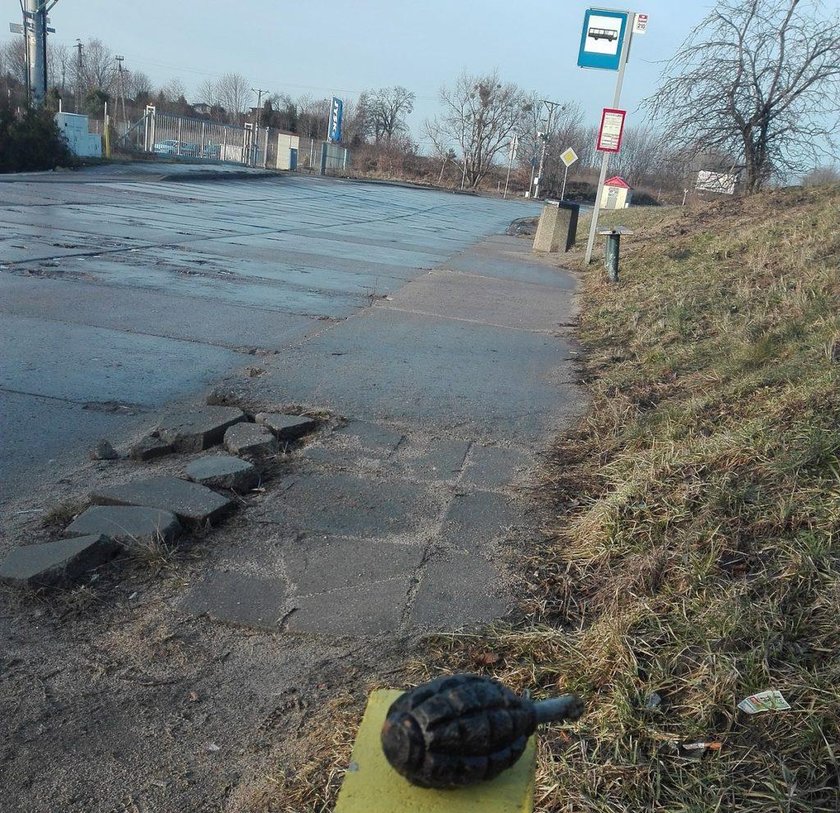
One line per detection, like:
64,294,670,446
533,200,580,254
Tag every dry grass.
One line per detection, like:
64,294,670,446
263,186,840,811
415,186,840,812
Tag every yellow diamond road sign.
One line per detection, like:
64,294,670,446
560,148,578,168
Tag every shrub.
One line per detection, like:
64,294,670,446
0,106,76,173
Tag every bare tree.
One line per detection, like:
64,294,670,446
803,165,840,185
2,38,26,85
645,0,840,193
427,70,527,188
125,70,152,102
47,42,71,93
360,86,415,143
79,38,117,95
215,73,250,124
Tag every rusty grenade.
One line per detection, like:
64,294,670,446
381,674,584,789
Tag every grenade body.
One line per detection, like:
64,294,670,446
381,673,582,789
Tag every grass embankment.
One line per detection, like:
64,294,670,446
424,187,840,812
272,187,839,812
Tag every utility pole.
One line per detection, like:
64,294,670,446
534,99,564,200
21,0,59,108
251,88,267,167
503,133,517,199
115,55,127,135
74,39,83,113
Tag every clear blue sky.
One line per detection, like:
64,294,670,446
4,0,838,147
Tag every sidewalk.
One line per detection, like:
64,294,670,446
0,224,583,813
186,232,583,634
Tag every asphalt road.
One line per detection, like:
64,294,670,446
0,166,540,501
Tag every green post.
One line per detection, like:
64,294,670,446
604,231,620,282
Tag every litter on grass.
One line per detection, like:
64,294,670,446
737,690,791,714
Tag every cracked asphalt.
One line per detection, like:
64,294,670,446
0,167,546,502
0,165,588,811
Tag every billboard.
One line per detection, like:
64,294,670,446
328,97,344,143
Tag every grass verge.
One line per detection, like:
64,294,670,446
263,186,840,812
420,186,840,812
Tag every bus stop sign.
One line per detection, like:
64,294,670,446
577,8,630,71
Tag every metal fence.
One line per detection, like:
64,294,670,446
111,106,349,175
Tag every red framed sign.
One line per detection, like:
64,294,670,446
596,108,626,153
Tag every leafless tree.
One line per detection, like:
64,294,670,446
125,70,152,102
46,42,71,93
2,38,26,85
803,165,840,185
645,0,840,193
427,70,527,188
78,38,117,95
359,86,415,143
215,72,251,124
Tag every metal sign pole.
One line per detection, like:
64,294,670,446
585,12,635,265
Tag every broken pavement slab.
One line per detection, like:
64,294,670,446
286,576,409,636
461,445,534,490
437,490,520,554
255,412,319,441
337,421,405,456
224,422,278,457
410,551,509,630
334,689,536,813
129,434,174,462
90,476,233,524
254,472,437,539
181,570,286,630
185,455,259,492
0,535,118,588
284,536,424,595
64,505,182,547
157,405,247,452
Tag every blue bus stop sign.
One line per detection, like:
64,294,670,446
577,8,629,71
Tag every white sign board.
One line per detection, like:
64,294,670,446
585,14,623,56
696,170,738,195
560,147,579,168
633,13,649,34
596,108,626,153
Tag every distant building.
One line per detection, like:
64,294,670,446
192,102,212,116
600,176,632,209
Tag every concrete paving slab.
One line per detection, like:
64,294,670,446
0,275,317,351
284,536,423,595
157,405,247,452
336,421,405,456
410,552,509,630
91,476,233,524
255,413,319,441
128,435,173,461
64,506,182,546
0,391,143,503
223,423,278,457
379,268,574,330
0,535,118,588
439,491,520,554
255,472,436,540
392,437,471,481
185,455,259,492
0,313,242,407
286,576,409,636
462,445,535,490
180,570,286,630
237,308,578,443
